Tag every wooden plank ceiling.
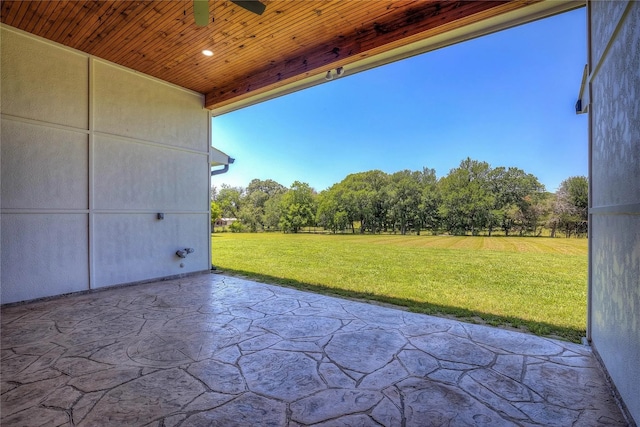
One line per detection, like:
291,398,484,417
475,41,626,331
1,0,538,111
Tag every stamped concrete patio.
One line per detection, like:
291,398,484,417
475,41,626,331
1,273,628,426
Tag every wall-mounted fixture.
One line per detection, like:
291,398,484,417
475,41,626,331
325,67,346,81
176,248,195,258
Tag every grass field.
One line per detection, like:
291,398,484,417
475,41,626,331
211,233,588,342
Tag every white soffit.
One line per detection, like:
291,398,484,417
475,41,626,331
210,146,232,166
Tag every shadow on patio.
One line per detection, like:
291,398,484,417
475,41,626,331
1,273,627,426
215,268,585,343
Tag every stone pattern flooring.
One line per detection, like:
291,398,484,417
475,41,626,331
1,274,628,426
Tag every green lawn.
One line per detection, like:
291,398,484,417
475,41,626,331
211,233,588,342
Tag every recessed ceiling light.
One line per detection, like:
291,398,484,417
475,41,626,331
202,50,214,56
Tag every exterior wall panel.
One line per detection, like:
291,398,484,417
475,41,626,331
591,215,640,382
0,28,88,129
1,119,88,210
591,1,640,208
93,135,208,212
93,62,209,151
93,213,209,288
589,0,640,424
1,214,89,302
589,0,628,67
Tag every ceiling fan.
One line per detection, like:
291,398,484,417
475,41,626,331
193,0,266,26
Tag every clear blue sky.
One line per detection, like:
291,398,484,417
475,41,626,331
211,8,587,193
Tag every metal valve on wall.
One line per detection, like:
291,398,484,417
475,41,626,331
176,248,195,258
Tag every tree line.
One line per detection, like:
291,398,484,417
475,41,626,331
211,158,588,237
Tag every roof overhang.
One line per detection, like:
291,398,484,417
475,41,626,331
211,0,585,116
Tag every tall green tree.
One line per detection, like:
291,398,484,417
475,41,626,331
316,186,349,234
216,185,243,218
338,170,390,233
339,172,373,233
239,179,287,232
237,204,262,232
279,181,317,233
563,176,588,215
439,158,494,235
553,176,588,237
389,170,422,235
489,167,545,236
210,201,222,232
418,168,441,234
264,193,284,231
246,179,287,207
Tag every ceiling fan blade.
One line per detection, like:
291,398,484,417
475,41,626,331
230,0,266,16
193,0,209,26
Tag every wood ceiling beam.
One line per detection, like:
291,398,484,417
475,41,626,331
205,0,533,110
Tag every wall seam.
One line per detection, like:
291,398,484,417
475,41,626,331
0,114,91,135
0,210,90,214
92,130,210,156
591,203,640,214
591,212,640,216
207,110,213,270
91,211,209,218
88,57,96,292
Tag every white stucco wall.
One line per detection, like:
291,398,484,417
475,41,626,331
1,26,211,303
588,1,640,424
